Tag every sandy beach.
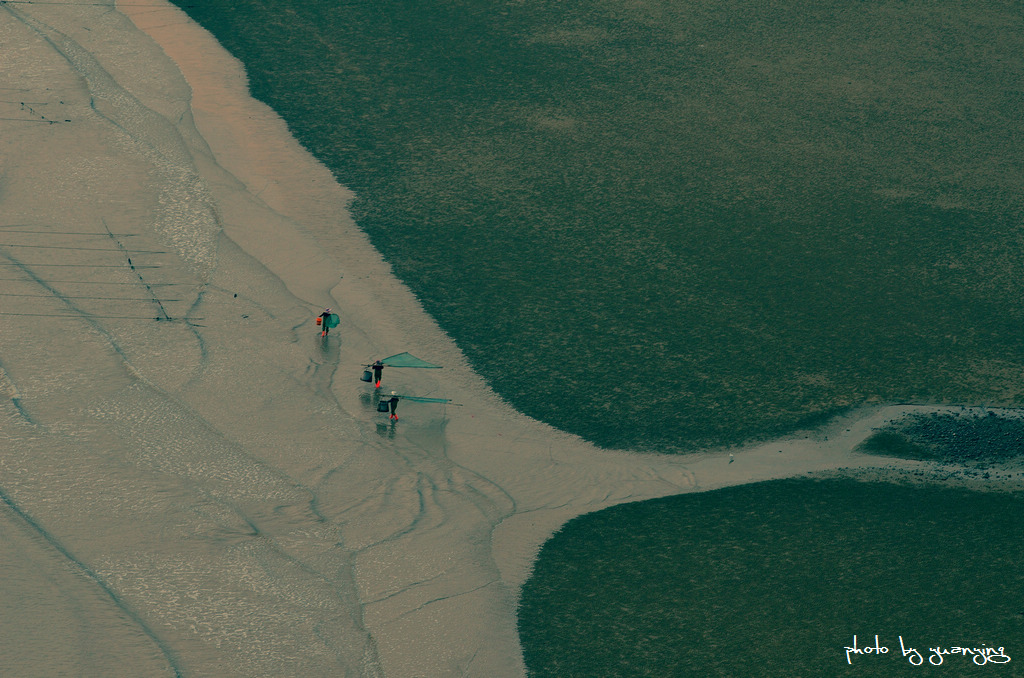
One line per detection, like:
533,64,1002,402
0,2,955,676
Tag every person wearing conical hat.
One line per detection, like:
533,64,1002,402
387,392,400,420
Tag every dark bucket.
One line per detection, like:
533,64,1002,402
377,400,390,412
360,370,373,382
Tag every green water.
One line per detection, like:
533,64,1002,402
171,0,1024,452
518,478,1024,677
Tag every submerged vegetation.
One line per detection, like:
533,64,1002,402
171,0,1024,452
518,478,1024,677
861,410,1024,465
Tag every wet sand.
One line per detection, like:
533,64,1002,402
0,2,959,676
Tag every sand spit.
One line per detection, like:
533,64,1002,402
0,2,984,676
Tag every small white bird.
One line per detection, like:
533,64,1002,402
728,454,734,464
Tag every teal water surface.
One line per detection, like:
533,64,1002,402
519,478,1024,677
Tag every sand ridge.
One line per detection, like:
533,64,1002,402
0,1,956,676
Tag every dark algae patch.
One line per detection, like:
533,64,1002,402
517,478,1024,677
170,0,1024,451
862,410,1024,465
